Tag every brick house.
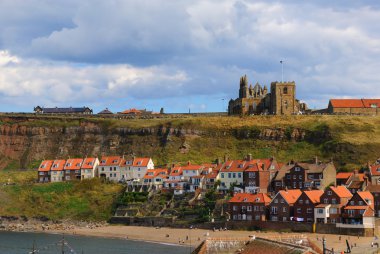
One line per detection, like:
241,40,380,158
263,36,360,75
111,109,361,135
293,190,324,222
341,191,375,225
315,186,352,224
269,189,302,222
327,99,380,115
243,157,280,194
229,193,272,221
283,162,336,190
64,158,83,181
38,160,53,183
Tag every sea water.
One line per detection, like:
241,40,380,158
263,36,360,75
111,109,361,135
0,231,190,254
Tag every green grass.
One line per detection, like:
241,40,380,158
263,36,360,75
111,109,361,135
0,176,123,221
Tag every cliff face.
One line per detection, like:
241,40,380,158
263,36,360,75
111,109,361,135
0,115,374,170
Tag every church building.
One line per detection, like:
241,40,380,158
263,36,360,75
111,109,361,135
228,75,305,115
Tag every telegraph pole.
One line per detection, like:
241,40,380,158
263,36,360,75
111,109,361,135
280,60,284,83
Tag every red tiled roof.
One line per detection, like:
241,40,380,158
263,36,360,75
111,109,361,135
64,158,83,170
357,191,374,208
51,160,66,171
344,206,369,209
99,156,122,166
336,172,353,179
81,158,97,169
132,158,151,167
169,167,183,176
279,189,302,205
370,164,380,176
303,190,324,204
330,99,380,108
121,108,142,114
38,160,53,172
229,193,272,204
143,168,168,179
330,186,352,198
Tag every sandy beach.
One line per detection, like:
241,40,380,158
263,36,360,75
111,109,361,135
43,225,379,253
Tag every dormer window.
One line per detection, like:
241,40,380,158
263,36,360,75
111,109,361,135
328,191,332,195
255,198,260,202
112,160,118,163
101,160,106,164
66,163,71,167
295,167,300,172
238,164,243,168
88,162,93,166
53,164,58,168
76,163,81,167
377,168,380,172
137,161,142,165
243,198,247,202
365,199,371,205
41,165,45,168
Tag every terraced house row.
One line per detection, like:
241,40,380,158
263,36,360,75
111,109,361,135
37,156,154,183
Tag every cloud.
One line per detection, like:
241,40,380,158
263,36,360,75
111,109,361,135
1,1,380,111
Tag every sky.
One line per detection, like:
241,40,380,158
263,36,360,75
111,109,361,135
1,0,380,113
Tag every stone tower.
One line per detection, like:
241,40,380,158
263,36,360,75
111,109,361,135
239,75,249,98
270,81,296,115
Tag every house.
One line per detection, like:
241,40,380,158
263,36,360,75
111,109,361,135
204,169,219,190
346,170,368,194
189,175,205,192
34,106,93,114
38,160,53,183
340,191,375,228
181,162,204,181
336,172,353,186
218,160,246,191
327,99,380,115
98,156,123,182
121,157,155,182
369,162,380,185
97,108,114,115
50,160,66,182
229,193,272,221
164,166,185,190
365,185,380,217
64,158,83,181
143,168,168,189
243,158,278,194
81,157,99,179
293,190,324,222
282,161,336,190
120,108,142,115
269,189,302,222
315,186,352,224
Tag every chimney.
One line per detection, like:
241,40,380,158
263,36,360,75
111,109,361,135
315,156,318,165
171,163,175,168
224,154,229,162
187,161,191,166
247,154,252,161
216,158,221,165
354,169,358,176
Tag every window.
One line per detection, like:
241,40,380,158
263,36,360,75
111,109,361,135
255,215,260,221
254,206,259,211
275,199,278,203
308,175,314,180
233,215,237,220
295,167,300,172
283,207,287,212
307,218,313,222
39,172,44,176
331,219,336,223
238,173,242,178
348,210,355,216
293,182,297,188
293,175,296,179
276,182,282,186
330,208,337,214
283,217,287,221
280,199,284,203
318,209,324,214
283,87,288,94
249,172,255,178
315,182,320,187
297,208,301,213
247,206,252,212
307,208,312,214
350,201,354,205
324,198,328,204
305,200,309,204
221,173,224,178
272,216,278,221
358,201,363,205
299,182,303,188
233,206,237,211
332,198,336,204
299,199,303,204
328,191,332,195
299,175,302,180
260,206,264,211
287,175,291,179
271,207,278,214
233,173,236,178
228,173,231,178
